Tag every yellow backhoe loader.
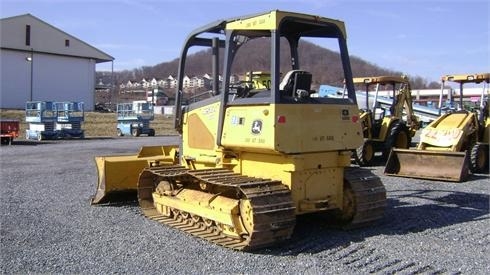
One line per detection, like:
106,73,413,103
91,10,386,251
385,73,489,182
352,76,419,166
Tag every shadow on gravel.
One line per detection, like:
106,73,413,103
81,137,116,140
259,189,489,256
3,137,121,146
467,173,490,181
2,137,115,146
351,155,387,167
93,200,139,207
5,140,45,146
383,189,489,232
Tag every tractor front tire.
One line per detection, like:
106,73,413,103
354,141,375,166
383,124,410,159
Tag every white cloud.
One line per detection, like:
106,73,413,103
396,33,408,39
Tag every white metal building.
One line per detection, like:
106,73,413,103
0,14,114,110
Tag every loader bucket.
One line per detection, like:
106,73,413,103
384,148,469,182
91,145,178,204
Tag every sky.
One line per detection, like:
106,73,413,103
1,0,489,84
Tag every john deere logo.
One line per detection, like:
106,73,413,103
341,109,350,120
251,120,262,134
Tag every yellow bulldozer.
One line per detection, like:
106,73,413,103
385,73,489,182
91,10,386,251
352,76,419,166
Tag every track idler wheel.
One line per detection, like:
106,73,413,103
336,168,386,229
336,182,356,225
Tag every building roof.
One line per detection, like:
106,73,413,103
0,13,114,63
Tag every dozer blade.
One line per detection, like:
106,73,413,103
91,145,178,204
384,148,469,182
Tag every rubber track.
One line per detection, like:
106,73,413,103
344,167,387,228
138,166,296,251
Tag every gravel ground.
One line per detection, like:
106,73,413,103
1,136,489,274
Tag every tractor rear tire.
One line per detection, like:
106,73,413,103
470,143,489,173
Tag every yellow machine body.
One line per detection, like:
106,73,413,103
385,73,489,181
182,101,362,214
352,76,419,166
384,111,476,182
418,112,477,151
358,113,398,142
92,10,386,250
483,115,490,144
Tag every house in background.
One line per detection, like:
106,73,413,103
0,13,114,111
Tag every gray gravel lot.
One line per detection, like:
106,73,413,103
1,136,489,274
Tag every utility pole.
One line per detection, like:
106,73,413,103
26,49,34,101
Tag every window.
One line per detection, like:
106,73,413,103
65,39,70,47
25,25,31,46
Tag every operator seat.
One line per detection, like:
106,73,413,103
279,70,312,98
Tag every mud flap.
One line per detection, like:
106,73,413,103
384,148,469,182
91,145,178,204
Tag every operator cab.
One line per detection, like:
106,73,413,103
279,70,312,98
228,69,315,103
174,10,358,132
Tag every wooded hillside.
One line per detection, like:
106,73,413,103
97,39,439,90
